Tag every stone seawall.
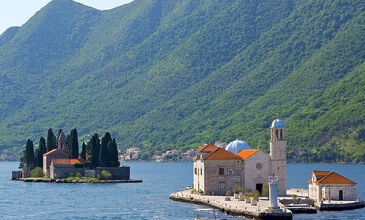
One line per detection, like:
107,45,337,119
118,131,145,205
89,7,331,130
316,200,365,211
170,190,292,220
12,178,142,184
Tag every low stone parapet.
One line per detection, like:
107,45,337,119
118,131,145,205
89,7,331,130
316,200,365,210
12,178,142,184
170,190,292,220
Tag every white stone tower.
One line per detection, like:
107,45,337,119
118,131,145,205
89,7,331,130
269,115,287,196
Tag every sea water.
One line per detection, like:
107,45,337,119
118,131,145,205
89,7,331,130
0,162,364,219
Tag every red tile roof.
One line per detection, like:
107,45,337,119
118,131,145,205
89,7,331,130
237,149,259,160
202,148,242,160
43,149,59,156
196,144,219,153
52,159,80,165
308,171,356,184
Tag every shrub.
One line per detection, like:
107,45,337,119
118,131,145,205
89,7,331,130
31,167,43,178
75,172,82,178
98,170,112,180
262,184,269,197
226,191,231,197
198,189,204,194
253,190,260,199
74,162,84,168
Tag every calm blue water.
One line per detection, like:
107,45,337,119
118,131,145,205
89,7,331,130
0,162,364,219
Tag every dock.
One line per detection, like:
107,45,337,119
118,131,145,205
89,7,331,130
316,200,365,211
170,190,292,220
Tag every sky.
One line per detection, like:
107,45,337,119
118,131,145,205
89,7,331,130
0,0,134,34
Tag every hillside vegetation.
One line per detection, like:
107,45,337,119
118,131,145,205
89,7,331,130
0,0,364,162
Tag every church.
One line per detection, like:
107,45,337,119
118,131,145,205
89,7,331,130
193,117,287,196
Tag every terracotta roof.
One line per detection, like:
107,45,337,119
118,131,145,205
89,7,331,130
52,159,80,165
309,171,356,184
196,144,219,153
202,148,242,160
43,149,68,156
237,149,259,160
317,171,356,184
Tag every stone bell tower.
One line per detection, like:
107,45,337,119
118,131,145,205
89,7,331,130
269,115,287,196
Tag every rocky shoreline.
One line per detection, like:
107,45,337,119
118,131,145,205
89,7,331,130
12,178,142,184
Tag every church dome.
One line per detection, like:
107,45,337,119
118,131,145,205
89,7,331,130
225,140,250,154
271,119,285,128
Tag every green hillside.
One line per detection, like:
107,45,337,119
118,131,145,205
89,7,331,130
0,0,364,162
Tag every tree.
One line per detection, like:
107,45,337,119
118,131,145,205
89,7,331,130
99,132,112,167
46,128,56,152
89,133,100,168
108,139,120,167
23,139,35,170
70,129,79,159
34,137,47,168
81,142,86,161
39,137,47,155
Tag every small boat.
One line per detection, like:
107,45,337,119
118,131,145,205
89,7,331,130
194,208,226,220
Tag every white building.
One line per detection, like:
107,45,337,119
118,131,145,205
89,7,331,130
308,171,358,202
193,118,287,196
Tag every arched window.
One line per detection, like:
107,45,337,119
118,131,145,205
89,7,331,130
280,129,283,140
275,129,279,140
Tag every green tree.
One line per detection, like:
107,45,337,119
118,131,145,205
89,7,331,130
46,128,56,152
23,139,35,170
89,133,100,168
108,139,120,167
99,132,112,167
39,137,47,155
70,128,79,159
81,142,86,161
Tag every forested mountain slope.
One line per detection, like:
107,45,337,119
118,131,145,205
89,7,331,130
0,0,364,162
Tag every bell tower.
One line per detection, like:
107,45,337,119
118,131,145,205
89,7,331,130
269,114,287,196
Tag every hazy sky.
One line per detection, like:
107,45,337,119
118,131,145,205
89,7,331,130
0,0,134,34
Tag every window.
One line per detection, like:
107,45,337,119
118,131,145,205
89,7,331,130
200,168,203,175
219,168,224,175
195,168,197,175
219,182,225,190
228,169,233,176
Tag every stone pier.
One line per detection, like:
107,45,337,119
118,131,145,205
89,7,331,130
170,190,292,220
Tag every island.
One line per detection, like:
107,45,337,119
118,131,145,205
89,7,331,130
11,128,142,184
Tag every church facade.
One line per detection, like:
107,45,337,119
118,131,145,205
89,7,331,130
193,118,287,196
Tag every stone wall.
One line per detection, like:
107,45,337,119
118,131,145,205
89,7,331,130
85,167,130,180
244,151,271,194
50,165,85,179
12,171,22,180
203,159,244,196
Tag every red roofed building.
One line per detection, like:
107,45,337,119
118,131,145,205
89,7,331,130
50,158,82,179
308,170,358,202
43,149,69,176
193,117,287,196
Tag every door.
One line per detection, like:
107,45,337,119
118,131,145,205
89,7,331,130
339,190,343,201
256,183,263,194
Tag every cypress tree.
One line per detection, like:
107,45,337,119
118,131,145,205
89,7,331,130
108,139,119,167
65,134,71,155
46,128,56,152
34,137,47,168
70,129,79,159
99,133,112,167
34,148,42,168
81,142,86,161
39,137,47,155
24,139,35,170
89,133,100,168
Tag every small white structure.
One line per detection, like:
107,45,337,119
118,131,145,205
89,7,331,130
308,171,358,202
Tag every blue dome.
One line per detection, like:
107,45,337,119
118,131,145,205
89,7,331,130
271,119,285,128
225,140,251,154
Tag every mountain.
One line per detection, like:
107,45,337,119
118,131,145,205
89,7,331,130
0,0,364,162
